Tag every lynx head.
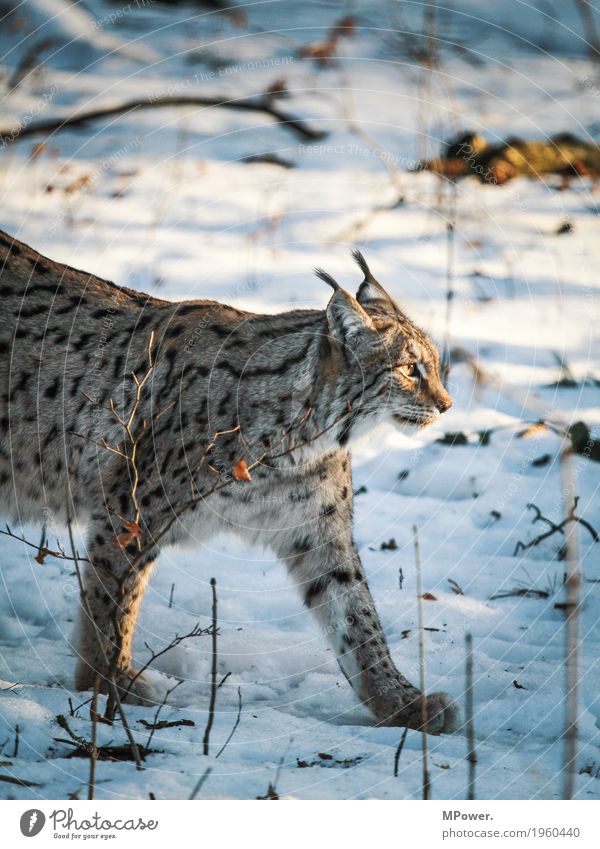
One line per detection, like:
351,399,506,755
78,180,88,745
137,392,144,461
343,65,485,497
316,250,451,442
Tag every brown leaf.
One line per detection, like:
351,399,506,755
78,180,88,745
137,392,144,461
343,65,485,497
34,546,61,564
233,459,252,482
112,520,141,549
421,592,438,601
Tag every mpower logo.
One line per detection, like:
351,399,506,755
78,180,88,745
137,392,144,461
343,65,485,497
20,810,46,837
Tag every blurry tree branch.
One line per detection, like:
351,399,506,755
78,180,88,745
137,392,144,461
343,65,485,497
0,95,327,147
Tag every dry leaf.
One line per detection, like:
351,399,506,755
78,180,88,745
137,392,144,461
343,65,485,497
34,546,61,564
233,459,252,482
421,592,438,601
112,520,141,549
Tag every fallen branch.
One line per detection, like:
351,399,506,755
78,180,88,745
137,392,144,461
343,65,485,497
54,714,156,762
0,95,327,147
513,498,599,558
139,718,194,731
0,774,42,787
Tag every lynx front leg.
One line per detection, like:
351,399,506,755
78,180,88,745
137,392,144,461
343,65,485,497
281,534,459,732
274,454,460,733
74,519,158,705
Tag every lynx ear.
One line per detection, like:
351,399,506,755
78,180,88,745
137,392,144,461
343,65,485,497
315,267,374,342
352,249,399,318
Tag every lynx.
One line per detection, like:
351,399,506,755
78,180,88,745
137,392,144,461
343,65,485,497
0,229,459,733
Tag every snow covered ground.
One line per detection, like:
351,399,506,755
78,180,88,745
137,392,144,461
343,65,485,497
0,0,599,800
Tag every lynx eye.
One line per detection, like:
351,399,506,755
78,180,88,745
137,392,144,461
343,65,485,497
398,363,417,379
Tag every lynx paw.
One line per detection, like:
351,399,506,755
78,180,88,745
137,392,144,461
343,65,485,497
115,669,158,706
424,692,462,735
375,691,461,734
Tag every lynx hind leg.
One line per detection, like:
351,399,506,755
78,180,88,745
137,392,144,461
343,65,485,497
74,520,158,705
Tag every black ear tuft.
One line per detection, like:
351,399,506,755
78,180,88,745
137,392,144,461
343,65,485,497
351,249,371,281
314,267,340,291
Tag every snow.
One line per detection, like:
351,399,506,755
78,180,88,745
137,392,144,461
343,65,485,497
0,0,599,800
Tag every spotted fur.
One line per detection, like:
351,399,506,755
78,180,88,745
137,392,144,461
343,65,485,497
0,229,458,733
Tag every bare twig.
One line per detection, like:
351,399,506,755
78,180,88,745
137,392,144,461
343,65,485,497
126,403,353,571
88,675,100,801
393,726,409,778
465,633,476,800
203,579,218,757
216,687,242,759
441,178,457,385
125,623,213,699
188,766,213,800
513,497,598,557
413,525,430,800
561,447,581,800
143,682,183,750
0,525,90,564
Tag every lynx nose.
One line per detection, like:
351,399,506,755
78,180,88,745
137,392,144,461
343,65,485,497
436,396,452,414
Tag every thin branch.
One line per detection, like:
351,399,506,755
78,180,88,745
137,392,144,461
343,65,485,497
125,623,213,698
88,675,100,801
216,687,242,759
393,726,409,778
203,579,218,757
144,681,183,750
128,403,352,567
188,767,213,801
561,447,581,800
440,178,457,385
413,525,430,800
465,633,476,801
0,525,90,564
